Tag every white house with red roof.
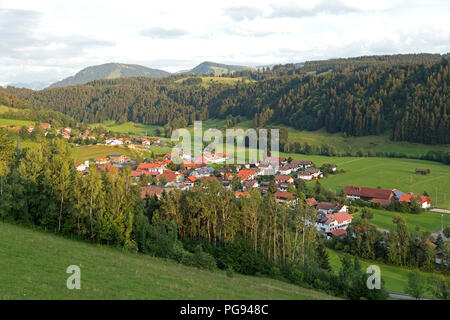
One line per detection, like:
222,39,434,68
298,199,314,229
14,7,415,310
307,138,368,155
315,209,353,233
398,193,432,209
137,161,166,175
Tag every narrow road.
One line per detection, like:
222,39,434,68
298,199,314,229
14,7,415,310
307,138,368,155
388,292,430,300
430,208,450,214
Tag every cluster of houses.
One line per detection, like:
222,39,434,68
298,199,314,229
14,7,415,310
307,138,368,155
1,123,52,133
131,153,328,204
76,154,134,173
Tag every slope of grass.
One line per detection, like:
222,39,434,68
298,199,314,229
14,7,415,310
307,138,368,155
0,222,338,300
352,209,449,233
175,76,253,88
71,145,138,162
280,127,449,157
0,118,34,127
89,121,160,137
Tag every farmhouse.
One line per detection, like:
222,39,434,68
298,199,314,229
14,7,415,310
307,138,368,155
109,155,130,164
344,185,394,205
76,160,89,172
317,202,347,214
278,165,292,175
316,211,354,233
137,161,166,175
298,160,313,169
305,168,322,179
237,169,257,181
398,193,432,209
295,171,313,181
274,191,297,205
274,175,294,184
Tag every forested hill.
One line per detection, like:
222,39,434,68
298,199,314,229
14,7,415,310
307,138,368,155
48,63,171,88
2,58,449,144
185,61,256,76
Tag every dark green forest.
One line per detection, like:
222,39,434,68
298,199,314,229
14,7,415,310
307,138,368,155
2,57,449,144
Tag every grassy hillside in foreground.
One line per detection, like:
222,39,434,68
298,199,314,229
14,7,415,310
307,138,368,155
0,222,338,300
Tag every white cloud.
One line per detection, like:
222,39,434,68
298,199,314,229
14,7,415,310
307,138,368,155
0,0,449,83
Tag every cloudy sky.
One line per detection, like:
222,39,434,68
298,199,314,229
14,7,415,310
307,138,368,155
1,0,449,85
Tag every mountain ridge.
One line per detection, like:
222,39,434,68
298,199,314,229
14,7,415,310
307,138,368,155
48,62,171,88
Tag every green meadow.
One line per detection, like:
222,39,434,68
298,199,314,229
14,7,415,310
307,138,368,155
279,127,449,158
89,121,160,137
71,145,172,162
0,221,338,300
279,154,450,209
352,209,449,234
175,76,253,88
327,249,443,296
0,118,35,127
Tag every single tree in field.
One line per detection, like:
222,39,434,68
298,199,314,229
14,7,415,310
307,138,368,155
405,270,426,300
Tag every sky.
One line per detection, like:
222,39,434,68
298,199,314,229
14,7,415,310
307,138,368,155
0,0,449,85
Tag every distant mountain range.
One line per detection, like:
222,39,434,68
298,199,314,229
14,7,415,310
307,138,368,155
7,81,56,91
48,63,171,88
44,61,259,89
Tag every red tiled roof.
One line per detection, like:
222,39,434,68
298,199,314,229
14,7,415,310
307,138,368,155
344,185,393,200
274,191,296,200
399,193,431,204
330,229,347,237
317,202,337,210
275,175,293,182
237,169,256,180
326,211,353,224
138,162,165,170
235,191,249,198
140,186,163,199
307,198,318,207
159,170,179,183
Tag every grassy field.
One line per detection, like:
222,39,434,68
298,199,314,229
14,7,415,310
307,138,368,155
71,145,138,162
0,118,34,127
327,249,443,296
352,209,449,233
279,154,450,209
89,121,160,137
175,76,253,88
71,145,173,162
279,127,449,157
0,221,338,300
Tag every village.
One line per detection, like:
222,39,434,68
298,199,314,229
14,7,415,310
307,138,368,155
73,146,434,241
1,122,437,242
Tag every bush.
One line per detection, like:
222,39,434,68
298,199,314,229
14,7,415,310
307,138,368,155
192,245,217,271
226,266,234,278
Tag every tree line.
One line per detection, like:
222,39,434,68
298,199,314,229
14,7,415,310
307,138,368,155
2,58,449,145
